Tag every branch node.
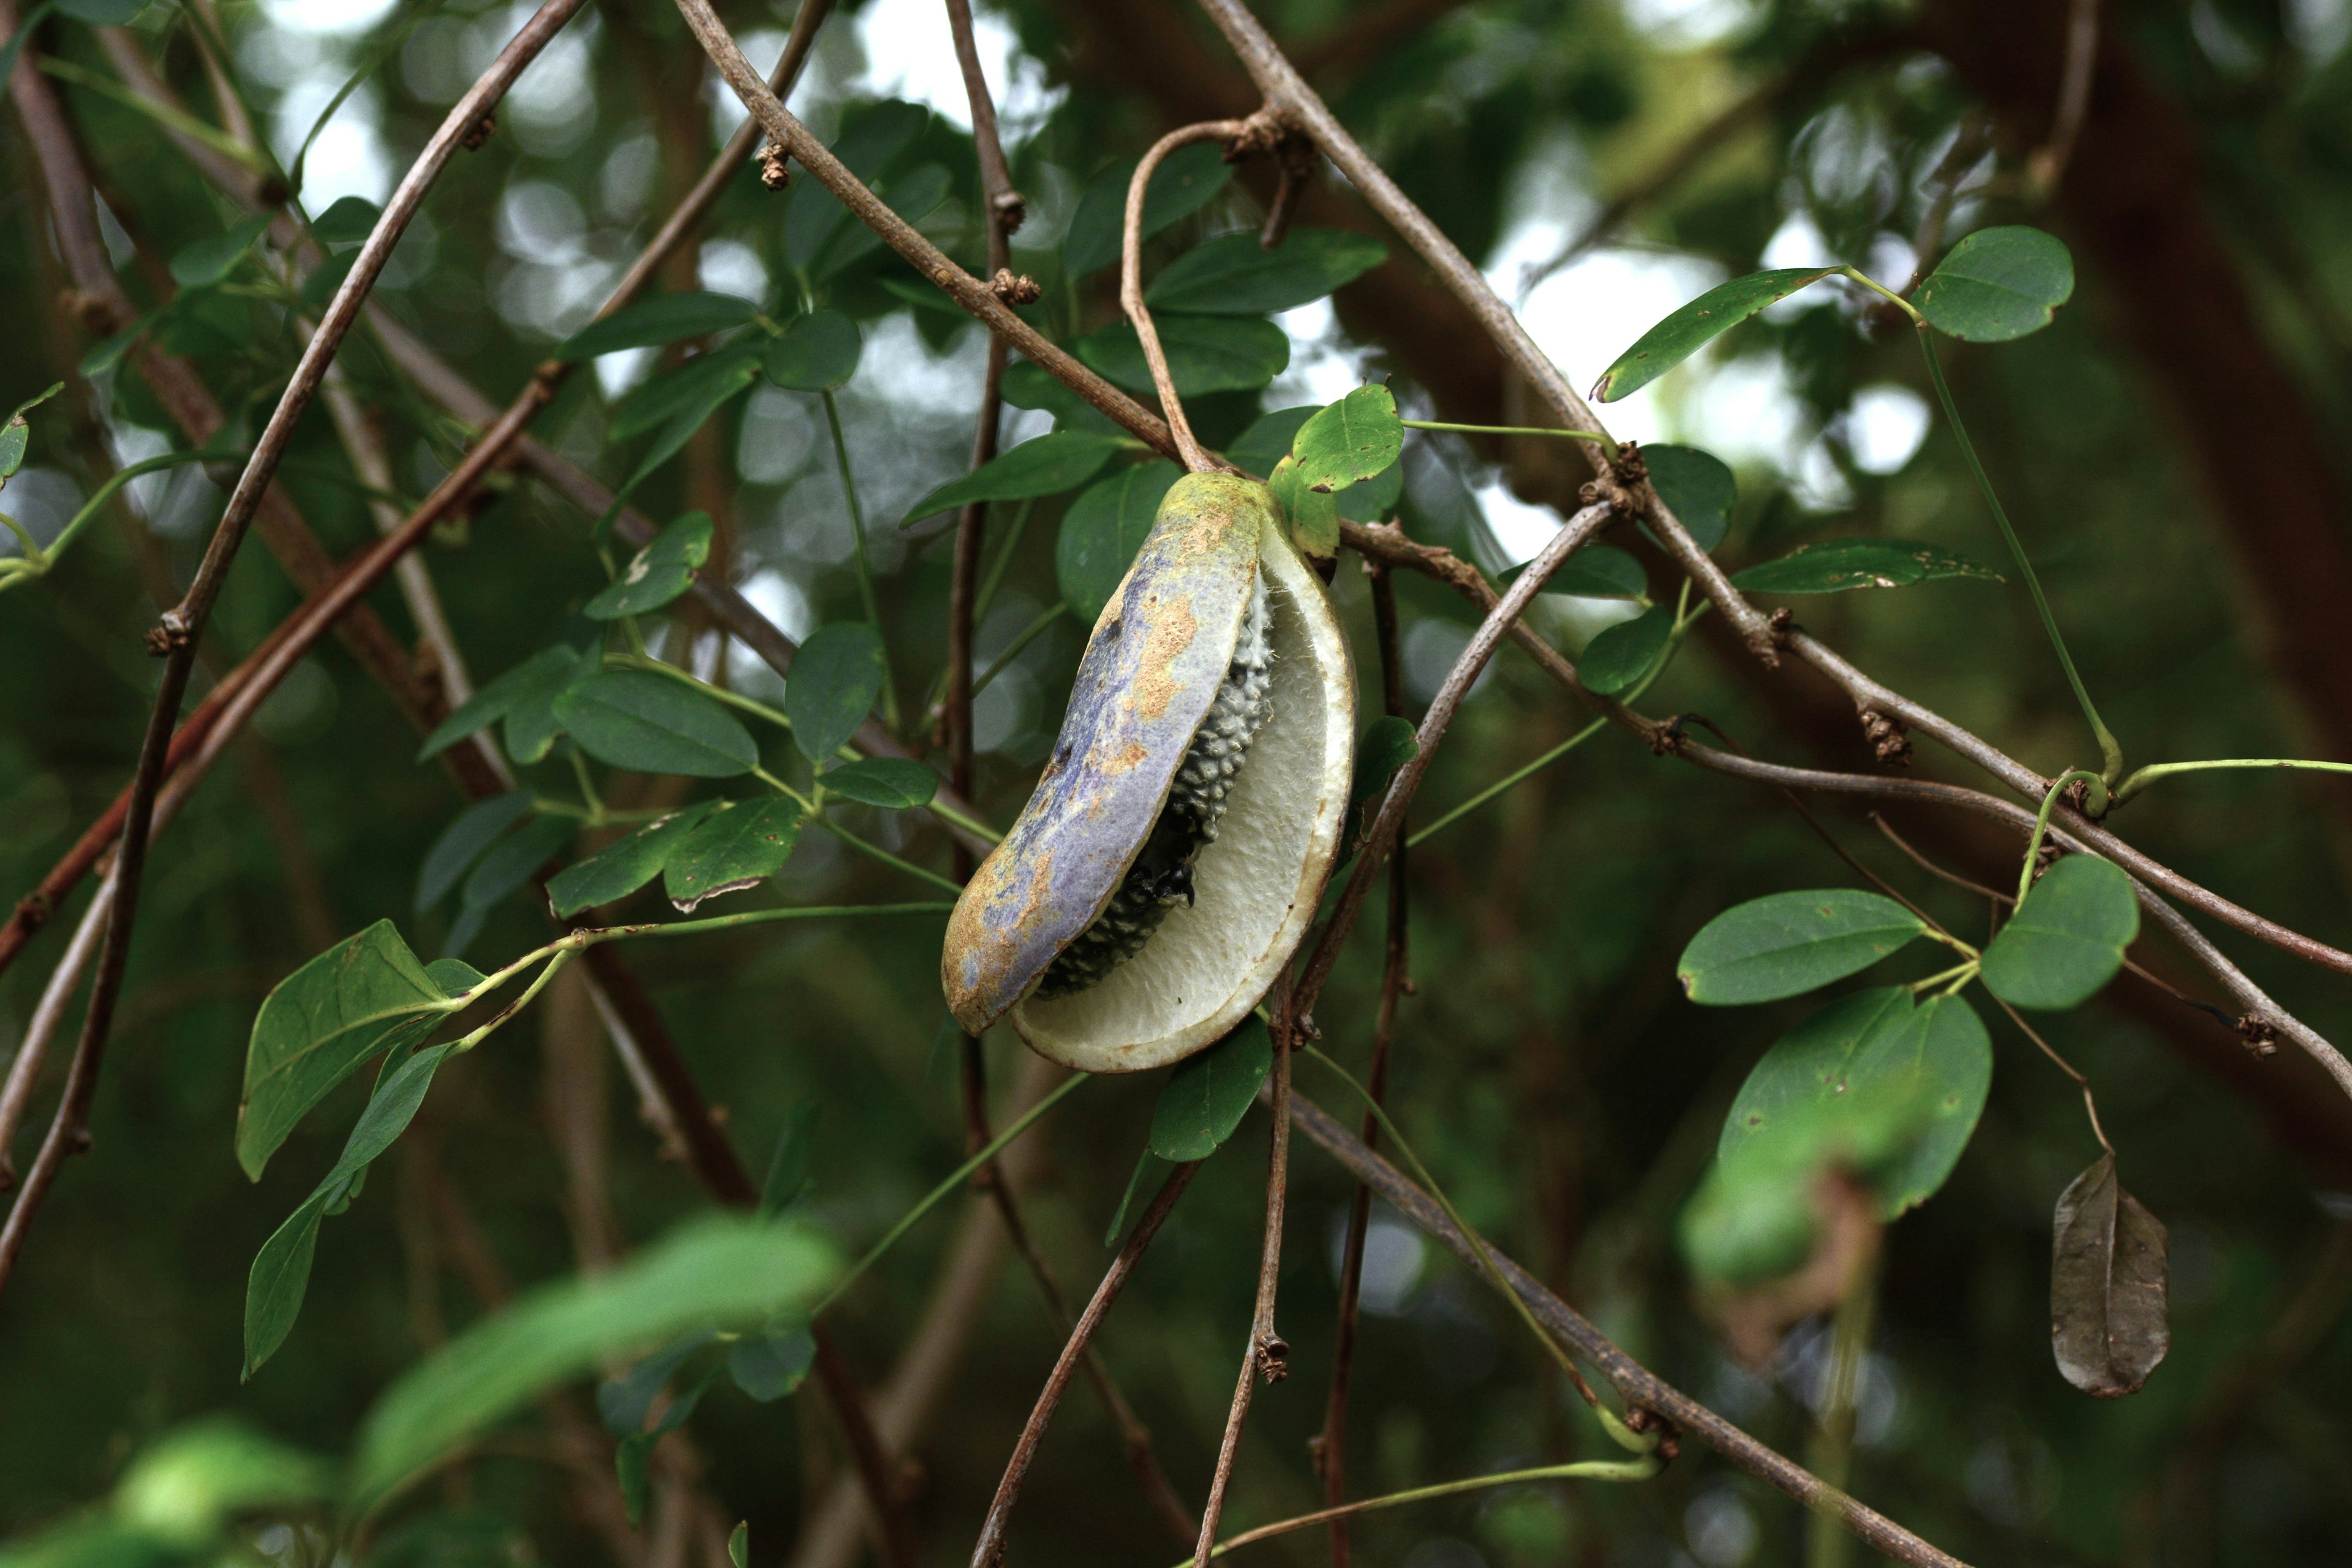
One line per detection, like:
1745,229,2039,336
1253,1330,1289,1383
142,618,191,658
1624,1406,1681,1463
1767,606,1795,647
1648,716,1689,758
61,288,112,334
13,892,53,929
1223,107,1289,162
1860,707,1912,767
757,138,791,190
990,187,1028,234
2238,1015,2281,1058
459,112,497,151
988,268,1042,306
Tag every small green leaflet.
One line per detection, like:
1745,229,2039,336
1102,1150,1170,1247
546,802,720,918
727,1318,815,1400
1058,461,1180,623
609,347,764,443
902,431,1128,526
309,196,382,247
1577,605,1672,696
664,797,805,911
623,364,762,492
1592,268,1838,402
1980,855,2139,1010
1227,407,1316,478
1732,538,2000,594
1643,444,1735,552
557,292,758,361
1676,889,1928,1005
236,921,456,1180
80,315,153,377
504,647,599,766
1349,714,1419,818
416,646,582,762
786,622,886,764
598,1328,718,1436
415,791,536,911
1063,142,1234,278
585,512,714,619
1076,317,1291,397
554,672,760,778
454,814,571,915
1916,226,2075,343
759,1100,823,1218
1,383,62,481
762,308,862,391
1145,228,1389,315
1291,385,1402,494
169,213,277,289
823,756,939,809
1148,1019,1273,1161
729,1523,751,1568
1268,455,1338,566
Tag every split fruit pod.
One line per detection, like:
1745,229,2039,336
941,472,1356,1073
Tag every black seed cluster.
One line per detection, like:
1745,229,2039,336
1037,572,1274,998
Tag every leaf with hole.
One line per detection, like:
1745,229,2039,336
2051,1152,2169,1397
1916,226,2075,343
1677,889,1928,1004
557,292,758,362
546,802,720,918
349,1215,839,1510
1075,316,1291,397
1064,142,1234,278
555,673,760,779
1148,1017,1273,1161
902,432,1127,526
1577,604,1672,696
1593,268,1837,402
1732,538,2000,594
236,920,455,1181
1146,228,1389,315
414,791,535,911
585,513,714,620
168,213,276,289
1981,854,2139,1009
1644,444,1736,552
761,308,862,391
823,756,938,809
663,798,804,912
1291,384,1402,494
785,622,886,765
1057,461,1180,624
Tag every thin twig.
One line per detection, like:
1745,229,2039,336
1123,119,1256,470
2026,0,2099,196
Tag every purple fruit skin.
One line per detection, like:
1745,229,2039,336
941,473,1270,1033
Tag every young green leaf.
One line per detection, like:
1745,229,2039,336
1145,228,1389,315
1503,542,1646,598
79,315,152,377
1593,268,1836,402
584,512,715,620
308,195,382,247
416,645,581,762
1677,889,1928,1004
554,672,760,778
1643,443,1736,552
1227,406,1316,478
1102,1149,1170,1247
1577,604,1672,696
1980,854,2139,1009
503,647,599,767
1732,538,2001,595
620,364,762,491
1075,316,1291,396
423,959,484,995
805,163,949,282
414,791,536,911
1916,226,2075,343
823,756,939,809
546,802,720,918
728,1320,815,1401
609,347,764,442
663,797,805,912
236,921,455,1181
108,1422,333,1535
2051,1152,2169,1398
597,1328,718,1436
168,213,277,289
1267,454,1339,567
456,815,573,915
1349,714,1419,816
902,431,1126,526
1057,460,1180,622
729,1522,751,1568
556,292,758,361
786,622,887,765
349,1216,840,1510
1063,141,1234,278
1148,1018,1273,1161
761,307,862,391
1,382,62,479
1291,385,1403,494
759,1101,823,1219
783,101,929,273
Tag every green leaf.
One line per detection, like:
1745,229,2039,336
805,162,950,282
1292,385,1402,493
78,313,151,377
823,756,938,809
622,366,761,492
245,1041,458,1376
1916,226,2075,343
1058,461,1181,623
758,1100,822,1219
1503,542,1645,598
1593,267,1837,402
503,647,598,767
1227,407,1316,479
237,921,454,1181
546,802,720,918
902,431,1126,526
1577,604,1672,696
1643,444,1735,552
111,1421,333,1539
1076,315,1291,396
1000,357,1121,434
169,213,277,289
783,101,929,274
416,645,579,762
1065,142,1235,279
457,815,573,913
727,1319,815,1401
1,382,61,480
729,1522,750,1568
415,791,535,911
609,347,763,442
663,797,805,912
1145,228,1389,315
2050,1152,2169,1398
424,959,484,995
761,308,862,391
1102,1149,1169,1247
1268,454,1338,566
1731,538,2002,595
557,292,758,361
55,0,146,20
616,1433,656,1525
584,512,714,619
1349,714,1419,815
597,1329,717,1435
1676,889,1928,1005
554,672,760,778
300,247,359,312
785,622,886,765
1149,1018,1273,1161
349,1215,840,1510
1980,855,2139,1010
309,195,382,247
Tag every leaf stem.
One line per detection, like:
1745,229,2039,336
2018,768,2107,908
1906,960,1978,995
819,388,902,730
815,818,964,896
1400,418,1613,446
971,600,1065,699
0,449,235,593
610,651,794,733
2111,756,2352,806
34,56,273,171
